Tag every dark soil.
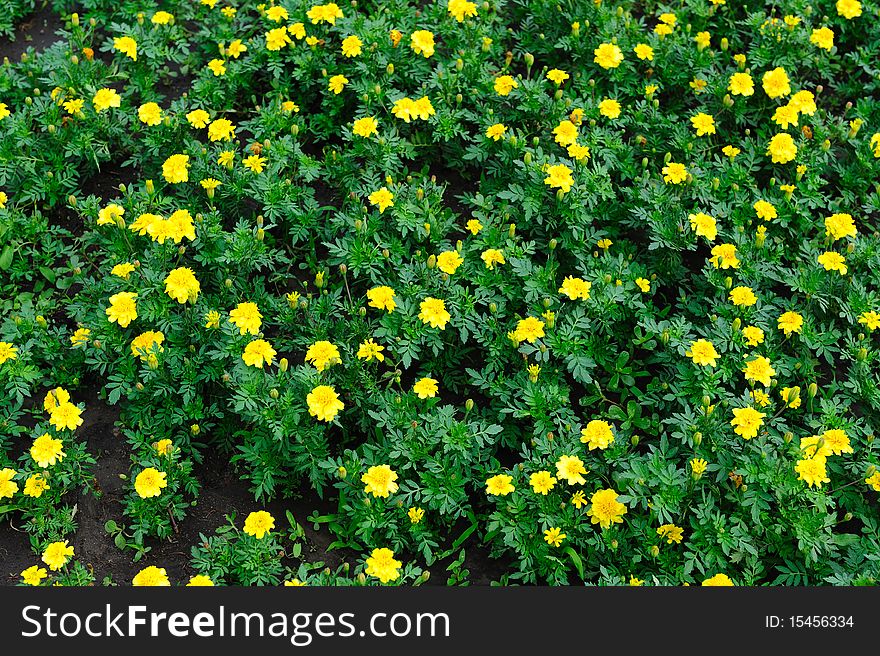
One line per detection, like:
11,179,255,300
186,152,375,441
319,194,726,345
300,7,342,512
0,4,65,62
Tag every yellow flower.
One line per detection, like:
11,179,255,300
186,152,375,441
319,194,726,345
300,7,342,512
92,87,121,112
23,474,49,498
662,162,688,184
485,473,515,495
481,249,505,270
187,575,214,586
486,123,507,140
777,310,803,335
587,488,627,529
0,341,18,364
437,250,464,274
134,467,167,498
367,286,396,313
657,524,684,544
598,99,621,119
494,75,518,96
824,213,856,240
156,439,173,455
164,267,200,304
419,297,451,329
138,102,163,126
723,145,741,158
207,118,236,142
113,36,137,61
694,31,711,49
634,43,653,60
567,143,591,160
357,339,385,362
21,565,48,586
686,339,719,367
307,385,344,422
341,35,363,57
865,471,880,492
762,67,791,98
305,340,341,371
753,200,777,220
635,278,651,293
709,243,739,269
368,187,394,213
98,204,127,228
767,133,797,163
365,548,402,583
162,154,189,183
558,276,591,300
742,325,765,346
593,42,624,69
408,507,425,523
546,68,569,85
413,377,439,399
743,356,776,387
688,212,717,241
132,565,171,586
0,468,18,498
818,251,847,274
555,454,587,486
702,573,734,586
307,3,344,24
243,510,275,538
466,219,483,235
571,490,587,508
529,470,557,495
729,286,757,307
553,119,578,145
362,464,399,498
243,154,266,173
227,39,247,58
858,311,880,331
410,30,435,57
229,302,262,334
42,541,74,571
544,163,574,193
837,0,862,18
790,90,817,115
447,0,478,22
63,98,84,115
185,108,210,128
544,527,566,547
352,116,378,138
772,104,799,129
728,72,754,96
581,420,615,450
810,26,834,50
243,339,277,368
265,5,288,21
796,456,829,488
266,27,291,50
691,458,708,477
111,262,135,278
49,401,82,432
780,386,801,409
730,406,765,439
131,331,164,363
207,59,226,76
514,316,545,343
70,328,91,347
328,74,349,94
690,113,715,136
751,389,770,407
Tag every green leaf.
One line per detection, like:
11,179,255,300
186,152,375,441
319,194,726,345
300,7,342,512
0,245,12,271
564,547,584,579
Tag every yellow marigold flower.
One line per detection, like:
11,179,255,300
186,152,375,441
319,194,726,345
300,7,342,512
63,98,84,115
481,248,505,270
352,116,378,137
266,5,288,21
723,145,741,158
729,286,757,307
743,355,776,387
728,72,754,96
419,297,451,329
691,458,708,477
164,267,200,304
690,78,707,93
367,286,396,312
709,243,739,269
0,467,18,498
357,339,384,362
207,59,226,76
837,0,862,18
151,10,173,24
365,548,401,583
796,456,829,488
558,276,591,300
243,339,276,368
494,75,518,96
783,15,801,26
689,212,717,241
555,454,587,486
437,250,463,274
305,340,340,371
133,566,170,586
633,43,653,60
598,98,621,119
266,27,291,50
0,340,18,363
818,251,847,274
187,575,214,586
328,74,349,94
865,471,880,492
113,36,137,61
42,541,74,571
281,100,299,113
185,109,210,128
695,31,711,48
92,87,121,112
207,118,236,142
408,507,425,523
21,565,48,586
138,102,162,126
227,39,247,58
553,119,578,145
753,200,777,220
0,103,10,120
789,90,817,115
810,26,834,50
858,311,880,331
413,377,439,399
690,113,715,136
466,219,483,235
778,311,803,335
362,464,399,498
111,262,135,279
31,433,65,467
593,42,623,69
772,104,799,129
289,22,306,39
243,510,275,539
751,389,770,407
134,467,167,498
742,325,765,346
131,330,164,362
730,406,765,439
546,68,569,85
635,277,651,293
486,123,507,140
156,439,173,455
686,339,719,367
70,328,91,347
581,419,614,450
657,524,684,544
662,162,688,184
486,473,515,496
702,574,734,586
530,470,556,495
567,143,590,160
341,34,362,57
514,316,545,343
544,163,574,193
105,291,138,328
162,154,189,183
410,30,435,57
762,67,791,98
307,385,344,422
447,0,477,22
243,154,266,173
780,386,801,409
824,213,856,240
587,488,627,529
543,527,566,547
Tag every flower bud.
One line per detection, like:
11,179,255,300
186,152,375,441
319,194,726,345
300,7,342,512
694,432,702,445
732,317,741,331
427,254,436,269
315,271,325,288
279,358,289,372
225,278,233,288
784,431,793,444
386,63,394,75
523,52,534,67
489,302,497,313
256,228,265,241
808,382,818,398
